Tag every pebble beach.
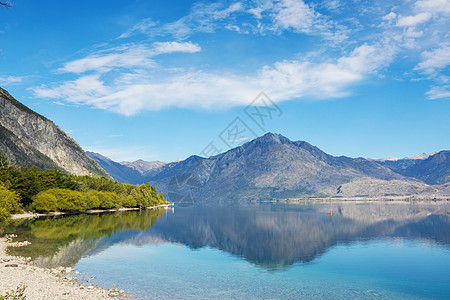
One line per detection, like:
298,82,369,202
0,235,126,299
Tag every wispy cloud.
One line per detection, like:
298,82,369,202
59,42,201,74
382,12,397,21
426,85,450,99
33,74,111,106
118,18,158,39
120,2,245,40
31,0,450,115
269,0,348,42
59,45,157,74
396,12,431,27
118,0,348,42
415,43,450,74
0,75,23,86
152,41,201,54
414,0,450,15
230,137,250,143
31,41,396,116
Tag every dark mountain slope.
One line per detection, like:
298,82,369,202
0,87,109,177
376,151,449,185
86,152,145,185
400,151,450,185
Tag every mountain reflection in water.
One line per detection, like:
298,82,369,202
7,202,450,270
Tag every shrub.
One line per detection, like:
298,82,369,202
0,284,26,300
33,189,86,212
0,183,21,222
83,191,101,210
32,191,57,212
97,191,116,209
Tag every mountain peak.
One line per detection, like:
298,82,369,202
253,132,292,145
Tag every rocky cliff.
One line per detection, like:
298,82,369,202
0,87,109,177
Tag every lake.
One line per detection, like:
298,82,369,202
5,202,450,299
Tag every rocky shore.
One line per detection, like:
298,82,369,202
12,203,174,220
0,235,126,299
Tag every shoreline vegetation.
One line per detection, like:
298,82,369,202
11,203,174,220
0,153,170,222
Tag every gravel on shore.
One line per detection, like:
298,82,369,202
0,235,126,299
12,203,174,220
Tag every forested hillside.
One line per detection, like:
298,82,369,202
0,153,168,221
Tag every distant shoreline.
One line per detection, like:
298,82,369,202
272,195,450,204
12,203,174,220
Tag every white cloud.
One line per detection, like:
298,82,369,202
251,0,349,42
59,45,156,74
152,41,201,54
272,0,318,32
397,12,431,27
247,0,273,19
31,0,450,110
121,2,246,40
32,42,395,116
0,75,23,86
426,85,450,99
118,18,158,39
321,0,342,12
382,12,397,21
415,43,450,74
230,137,250,143
119,0,348,43
33,75,111,106
59,42,201,74
414,0,450,15
337,44,395,74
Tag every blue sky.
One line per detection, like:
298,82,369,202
0,0,449,162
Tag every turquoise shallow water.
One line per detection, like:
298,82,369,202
6,202,450,299
76,239,450,299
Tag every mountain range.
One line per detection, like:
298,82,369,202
1,87,448,204
88,133,450,204
377,151,449,185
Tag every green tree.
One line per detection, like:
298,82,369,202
0,151,166,213
0,183,20,221
32,191,57,212
9,166,41,206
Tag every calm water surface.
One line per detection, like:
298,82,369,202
6,202,450,299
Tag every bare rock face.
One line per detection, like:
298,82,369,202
0,87,109,177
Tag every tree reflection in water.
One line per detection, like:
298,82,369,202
5,202,450,270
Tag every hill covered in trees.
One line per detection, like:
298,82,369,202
0,153,168,221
